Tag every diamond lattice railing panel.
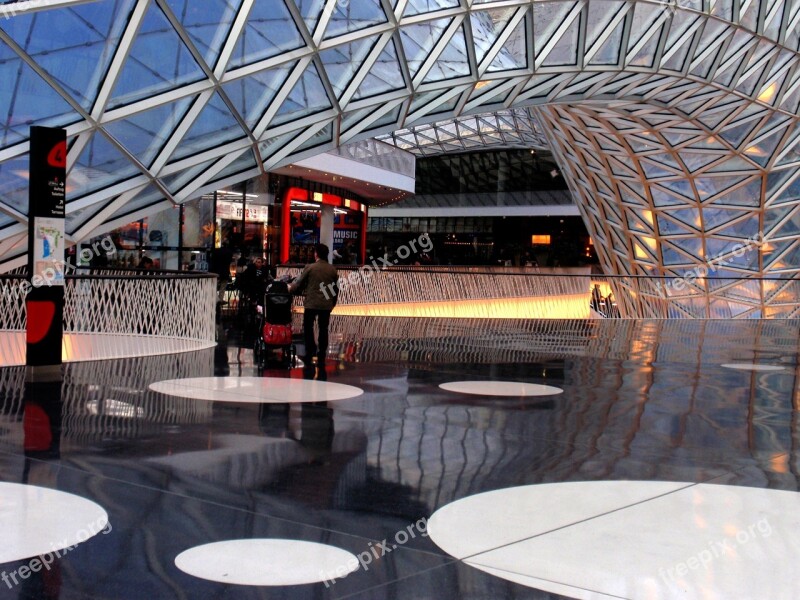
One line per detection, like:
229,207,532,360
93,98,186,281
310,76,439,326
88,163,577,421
62,272,216,341
0,0,799,316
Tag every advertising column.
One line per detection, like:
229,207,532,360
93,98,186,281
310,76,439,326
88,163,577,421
26,126,66,372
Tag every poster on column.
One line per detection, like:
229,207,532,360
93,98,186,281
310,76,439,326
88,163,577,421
33,216,65,285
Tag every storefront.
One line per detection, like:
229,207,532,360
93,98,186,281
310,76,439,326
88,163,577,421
280,187,367,265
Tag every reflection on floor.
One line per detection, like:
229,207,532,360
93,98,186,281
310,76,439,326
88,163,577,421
0,317,798,599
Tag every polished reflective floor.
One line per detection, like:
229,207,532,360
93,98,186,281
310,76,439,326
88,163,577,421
1,317,799,599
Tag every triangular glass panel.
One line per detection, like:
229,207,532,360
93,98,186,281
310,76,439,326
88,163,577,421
471,8,516,64
423,24,471,82
400,18,451,78
766,243,800,271
431,96,460,116
719,118,762,149
742,127,787,167
705,237,752,258
532,2,576,59
165,0,238,69
779,82,800,114
662,132,703,148
409,90,449,114
541,12,580,67
770,172,800,206
627,212,653,233
697,110,730,130
769,209,800,238
656,214,693,235
70,132,141,200
109,184,169,222
641,160,677,179
664,208,702,230
228,0,304,69
671,237,705,261
715,244,760,271
706,156,760,173
627,25,661,68
680,152,723,172
619,184,647,206
353,38,405,100
296,121,334,153
708,178,762,207
713,214,760,238
295,0,326,36
108,2,205,109
659,179,695,199
662,24,693,72
223,63,294,129
105,96,193,170
271,62,332,127
487,16,528,72
0,45,77,147
687,133,730,151
694,174,748,200
586,0,624,64
320,36,378,99
259,131,299,163
647,153,682,171
703,207,749,230
661,243,693,266
208,150,259,185
762,206,794,235
404,0,459,17
323,0,388,40
360,104,402,134
160,159,218,195
766,169,798,201
0,154,31,213
1,0,135,111
170,92,248,162
610,157,637,178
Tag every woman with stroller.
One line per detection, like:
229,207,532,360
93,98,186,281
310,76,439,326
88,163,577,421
239,256,272,300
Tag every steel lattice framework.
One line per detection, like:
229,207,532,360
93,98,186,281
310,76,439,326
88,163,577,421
380,107,551,154
1,0,800,315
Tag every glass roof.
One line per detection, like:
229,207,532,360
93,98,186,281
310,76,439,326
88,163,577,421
0,0,799,316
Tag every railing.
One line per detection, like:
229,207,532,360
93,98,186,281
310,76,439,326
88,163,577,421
277,265,591,319
274,266,800,320
0,269,217,366
65,268,216,340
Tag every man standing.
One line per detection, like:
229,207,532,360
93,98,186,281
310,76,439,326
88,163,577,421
210,242,234,304
289,244,338,367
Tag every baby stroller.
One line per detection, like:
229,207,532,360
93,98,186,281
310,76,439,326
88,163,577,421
254,280,296,369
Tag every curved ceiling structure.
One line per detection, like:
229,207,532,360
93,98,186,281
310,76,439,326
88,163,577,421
1,0,799,315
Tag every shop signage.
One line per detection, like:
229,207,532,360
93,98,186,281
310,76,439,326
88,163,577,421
217,201,269,222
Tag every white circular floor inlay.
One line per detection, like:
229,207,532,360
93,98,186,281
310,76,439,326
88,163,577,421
721,363,786,371
0,483,109,563
439,380,563,397
175,539,359,585
428,481,800,600
149,377,363,403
